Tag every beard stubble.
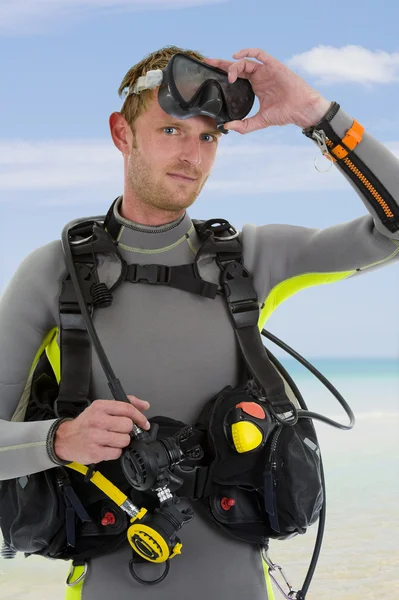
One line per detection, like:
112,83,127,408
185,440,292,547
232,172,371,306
126,134,208,214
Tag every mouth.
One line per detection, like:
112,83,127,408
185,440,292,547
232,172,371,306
167,173,197,183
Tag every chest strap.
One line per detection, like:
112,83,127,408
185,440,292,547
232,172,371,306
124,263,218,299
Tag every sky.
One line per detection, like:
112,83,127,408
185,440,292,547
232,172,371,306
0,0,398,358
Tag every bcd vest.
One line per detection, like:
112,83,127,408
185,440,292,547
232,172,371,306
0,201,324,569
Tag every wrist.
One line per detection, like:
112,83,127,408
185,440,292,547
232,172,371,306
46,418,73,465
295,97,333,129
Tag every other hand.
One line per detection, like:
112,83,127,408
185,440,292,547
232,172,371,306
204,48,331,133
54,395,151,464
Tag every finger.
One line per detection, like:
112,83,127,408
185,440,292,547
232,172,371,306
102,447,123,462
225,114,267,135
202,57,234,73
92,428,131,448
130,407,151,430
232,48,272,65
98,400,150,428
228,59,258,83
105,415,135,434
127,395,150,410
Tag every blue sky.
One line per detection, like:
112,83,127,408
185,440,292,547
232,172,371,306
0,0,398,358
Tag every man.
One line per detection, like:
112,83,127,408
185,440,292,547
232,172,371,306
0,44,398,600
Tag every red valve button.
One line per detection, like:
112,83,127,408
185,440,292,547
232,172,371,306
221,497,236,511
101,511,116,526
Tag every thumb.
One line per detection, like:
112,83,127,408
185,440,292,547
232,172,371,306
224,120,243,133
225,115,266,135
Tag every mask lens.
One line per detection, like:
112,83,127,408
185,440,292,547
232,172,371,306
172,56,210,102
172,55,254,120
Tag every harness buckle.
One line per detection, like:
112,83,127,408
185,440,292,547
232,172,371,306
220,261,259,328
268,399,298,426
128,264,171,285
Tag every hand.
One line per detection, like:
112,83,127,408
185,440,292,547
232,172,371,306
203,48,331,133
54,395,151,464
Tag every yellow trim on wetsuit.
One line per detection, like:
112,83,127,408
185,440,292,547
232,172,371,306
258,270,355,330
27,327,58,379
45,328,61,383
260,550,276,600
64,563,86,600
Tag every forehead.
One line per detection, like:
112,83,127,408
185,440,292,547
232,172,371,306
141,91,221,137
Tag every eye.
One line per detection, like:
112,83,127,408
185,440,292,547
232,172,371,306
162,127,217,142
202,133,217,143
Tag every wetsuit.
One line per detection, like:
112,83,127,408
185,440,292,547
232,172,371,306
0,106,398,600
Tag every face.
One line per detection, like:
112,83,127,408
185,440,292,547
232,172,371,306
124,92,222,214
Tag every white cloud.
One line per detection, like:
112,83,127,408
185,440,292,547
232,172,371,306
287,45,399,85
0,140,120,191
1,138,398,202
0,0,229,35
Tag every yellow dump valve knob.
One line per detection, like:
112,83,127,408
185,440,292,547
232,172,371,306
232,421,263,453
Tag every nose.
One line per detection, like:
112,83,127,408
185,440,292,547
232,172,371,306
179,136,201,167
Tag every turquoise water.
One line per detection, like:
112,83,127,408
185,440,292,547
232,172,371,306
266,357,399,600
1,358,398,599
277,356,399,379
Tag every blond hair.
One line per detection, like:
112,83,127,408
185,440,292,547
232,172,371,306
118,45,205,132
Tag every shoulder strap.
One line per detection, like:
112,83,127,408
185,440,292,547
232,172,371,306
192,219,296,423
55,212,296,423
55,221,117,418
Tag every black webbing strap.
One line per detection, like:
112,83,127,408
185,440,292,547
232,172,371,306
194,222,297,423
219,261,288,400
103,197,122,241
124,263,218,299
54,313,92,418
54,254,98,418
55,220,122,418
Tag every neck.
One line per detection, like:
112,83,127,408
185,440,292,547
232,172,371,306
120,187,185,227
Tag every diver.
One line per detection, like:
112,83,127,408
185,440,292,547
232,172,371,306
0,44,398,600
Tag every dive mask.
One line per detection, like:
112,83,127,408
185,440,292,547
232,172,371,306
123,53,255,134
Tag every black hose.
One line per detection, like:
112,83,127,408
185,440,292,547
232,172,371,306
262,329,355,430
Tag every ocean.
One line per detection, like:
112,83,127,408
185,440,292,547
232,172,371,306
1,358,398,600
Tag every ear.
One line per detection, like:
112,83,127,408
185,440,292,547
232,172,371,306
109,112,133,155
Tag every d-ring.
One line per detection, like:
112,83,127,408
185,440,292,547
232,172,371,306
66,562,88,587
314,154,333,173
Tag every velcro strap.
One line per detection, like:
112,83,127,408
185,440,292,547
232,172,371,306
330,119,364,160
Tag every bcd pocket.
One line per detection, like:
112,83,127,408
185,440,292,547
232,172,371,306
263,418,323,539
195,385,323,544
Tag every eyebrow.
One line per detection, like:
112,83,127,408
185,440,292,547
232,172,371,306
159,120,222,138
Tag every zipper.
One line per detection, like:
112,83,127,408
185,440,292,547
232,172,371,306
263,425,284,524
268,425,284,472
313,129,396,222
325,138,395,219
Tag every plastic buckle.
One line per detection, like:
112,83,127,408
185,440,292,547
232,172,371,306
220,262,259,328
129,264,171,284
269,401,298,426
